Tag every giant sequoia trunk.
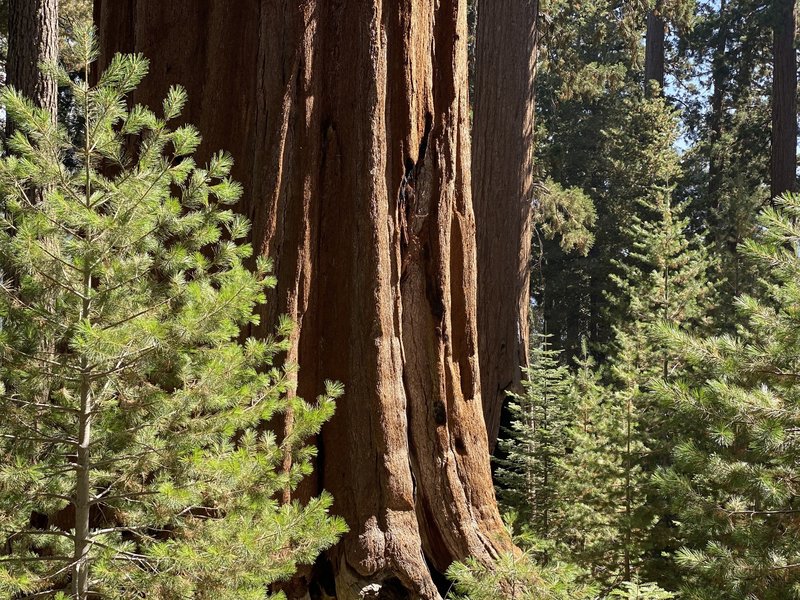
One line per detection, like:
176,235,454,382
770,0,797,199
95,1,512,598
472,0,539,450
6,0,58,122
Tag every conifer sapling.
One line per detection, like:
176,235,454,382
0,25,345,600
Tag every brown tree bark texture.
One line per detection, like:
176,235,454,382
95,1,512,598
644,9,665,94
770,0,798,199
472,0,539,450
7,0,58,116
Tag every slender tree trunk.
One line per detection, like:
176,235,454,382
708,0,729,208
72,89,94,600
472,0,539,451
73,283,92,600
770,0,798,199
644,4,665,95
624,391,632,581
6,0,58,122
95,1,512,598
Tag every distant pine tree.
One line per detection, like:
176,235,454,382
601,150,715,585
536,22,693,359
654,193,800,599
557,341,640,590
0,25,345,600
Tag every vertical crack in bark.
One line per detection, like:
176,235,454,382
98,2,513,597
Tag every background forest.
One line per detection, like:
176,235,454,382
472,0,800,598
0,1,797,599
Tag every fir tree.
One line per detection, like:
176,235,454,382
654,193,800,599
546,98,714,589
557,342,637,590
0,26,345,600
600,111,715,585
495,334,572,544
537,66,695,359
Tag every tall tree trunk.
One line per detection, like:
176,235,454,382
472,0,539,451
95,1,512,598
707,0,729,209
770,0,798,199
6,0,59,433
6,0,58,121
644,4,665,95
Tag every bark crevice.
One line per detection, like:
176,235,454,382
96,1,512,597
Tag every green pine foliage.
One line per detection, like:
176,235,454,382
444,520,674,600
608,580,675,600
480,1,790,597
653,193,800,599
607,189,714,369
540,103,715,588
605,157,715,475
599,126,714,582
0,26,345,600
674,0,774,323
536,178,596,257
537,70,694,359
557,343,639,589
446,517,598,600
446,550,596,600
495,335,572,543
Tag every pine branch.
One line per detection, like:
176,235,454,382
28,262,90,301
11,177,83,239
5,397,80,415
2,529,75,541
0,556,73,563
31,240,84,275
1,432,79,446
99,298,176,331
87,344,159,379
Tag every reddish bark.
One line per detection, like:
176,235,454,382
472,0,539,450
7,0,58,123
95,1,512,597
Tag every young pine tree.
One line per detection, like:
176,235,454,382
654,193,800,599
557,342,636,590
602,138,715,585
0,27,345,600
608,580,675,600
444,517,674,600
495,334,572,545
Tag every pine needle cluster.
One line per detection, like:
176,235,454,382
654,193,800,599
